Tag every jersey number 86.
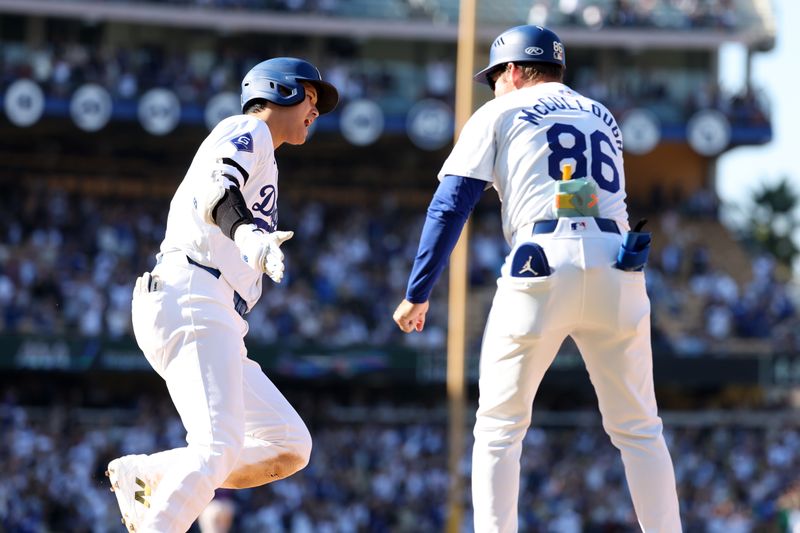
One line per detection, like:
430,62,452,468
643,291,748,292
546,122,620,193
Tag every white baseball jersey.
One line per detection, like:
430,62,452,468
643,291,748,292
439,82,630,244
160,115,279,310
128,114,310,532
443,85,681,533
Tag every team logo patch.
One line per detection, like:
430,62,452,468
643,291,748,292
510,243,551,278
252,184,277,232
524,46,544,56
570,221,588,231
231,132,254,153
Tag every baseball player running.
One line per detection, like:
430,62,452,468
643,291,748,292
393,26,681,532
107,58,338,532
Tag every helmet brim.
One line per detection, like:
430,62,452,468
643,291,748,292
473,60,565,86
473,65,495,86
302,79,339,115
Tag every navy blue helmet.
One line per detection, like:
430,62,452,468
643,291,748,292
241,57,339,115
474,25,566,86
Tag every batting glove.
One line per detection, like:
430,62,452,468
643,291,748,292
233,223,294,283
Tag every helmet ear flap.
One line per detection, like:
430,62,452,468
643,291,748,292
240,57,338,114
275,82,300,99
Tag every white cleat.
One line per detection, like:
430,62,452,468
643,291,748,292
106,455,156,532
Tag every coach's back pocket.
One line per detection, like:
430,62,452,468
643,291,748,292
583,267,649,335
509,242,552,278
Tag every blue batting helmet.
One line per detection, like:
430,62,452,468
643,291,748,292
474,25,566,85
241,57,339,115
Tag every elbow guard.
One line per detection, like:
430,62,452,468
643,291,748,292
212,184,255,240
193,170,254,240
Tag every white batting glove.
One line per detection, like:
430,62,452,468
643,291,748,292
233,223,294,283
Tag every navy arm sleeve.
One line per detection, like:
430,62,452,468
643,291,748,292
405,175,486,303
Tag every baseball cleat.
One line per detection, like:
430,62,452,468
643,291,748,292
106,455,156,532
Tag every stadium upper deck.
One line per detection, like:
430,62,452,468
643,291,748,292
0,0,776,48
0,0,776,202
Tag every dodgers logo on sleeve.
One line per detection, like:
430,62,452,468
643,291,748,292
231,132,254,153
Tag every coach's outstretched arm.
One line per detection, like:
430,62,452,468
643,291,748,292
393,174,484,332
195,168,293,283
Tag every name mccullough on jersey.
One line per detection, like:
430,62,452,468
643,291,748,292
439,82,630,244
516,87,624,151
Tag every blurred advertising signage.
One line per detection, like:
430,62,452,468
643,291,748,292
70,84,113,132
14,338,72,370
406,99,453,151
769,356,800,388
1,78,749,156
138,88,182,136
686,109,731,156
204,92,240,130
0,334,418,379
3,79,45,127
4,334,796,387
339,98,384,146
620,109,661,155
10,336,147,371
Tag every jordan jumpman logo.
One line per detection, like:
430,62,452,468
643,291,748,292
518,256,538,276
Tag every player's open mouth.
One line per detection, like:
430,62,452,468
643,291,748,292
304,119,311,127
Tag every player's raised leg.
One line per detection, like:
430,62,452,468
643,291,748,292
219,357,312,489
139,300,248,532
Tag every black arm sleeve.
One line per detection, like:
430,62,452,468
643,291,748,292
211,182,255,240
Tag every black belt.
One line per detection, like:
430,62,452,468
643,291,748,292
186,256,249,317
533,217,620,235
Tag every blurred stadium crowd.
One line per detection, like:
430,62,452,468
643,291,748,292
1,393,799,532
0,182,797,356
81,0,751,31
0,30,768,127
0,2,793,532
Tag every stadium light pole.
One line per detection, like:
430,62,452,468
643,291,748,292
447,0,476,530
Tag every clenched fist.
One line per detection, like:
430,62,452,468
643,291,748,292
393,299,429,333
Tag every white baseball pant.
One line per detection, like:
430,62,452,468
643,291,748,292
131,257,311,532
472,219,681,533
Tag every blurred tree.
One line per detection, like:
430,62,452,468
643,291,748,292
745,177,799,267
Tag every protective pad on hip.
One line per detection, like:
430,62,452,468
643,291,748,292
511,243,551,278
